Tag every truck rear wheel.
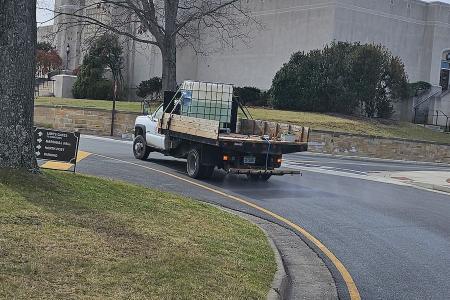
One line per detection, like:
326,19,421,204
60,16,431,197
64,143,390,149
186,148,214,179
133,135,151,160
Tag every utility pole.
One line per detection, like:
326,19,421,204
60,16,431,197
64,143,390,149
111,79,117,136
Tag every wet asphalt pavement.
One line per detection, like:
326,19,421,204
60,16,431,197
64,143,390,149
75,135,450,300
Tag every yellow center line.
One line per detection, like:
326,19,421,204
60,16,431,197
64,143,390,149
40,151,92,171
92,152,361,300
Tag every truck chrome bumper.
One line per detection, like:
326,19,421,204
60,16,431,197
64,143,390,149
227,168,301,176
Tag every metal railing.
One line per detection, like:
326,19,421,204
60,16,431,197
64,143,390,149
432,110,450,132
413,89,441,124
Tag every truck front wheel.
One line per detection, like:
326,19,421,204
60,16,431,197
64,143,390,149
133,135,151,160
186,148,214,179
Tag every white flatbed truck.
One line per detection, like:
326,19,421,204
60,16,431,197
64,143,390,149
133,81,309,180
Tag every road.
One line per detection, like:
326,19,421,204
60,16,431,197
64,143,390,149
74,135,450,300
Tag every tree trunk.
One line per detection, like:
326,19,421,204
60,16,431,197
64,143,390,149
162,1,179,92
0,0,38,171
161,41,177,92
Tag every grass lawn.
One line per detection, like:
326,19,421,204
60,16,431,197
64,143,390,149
0,170,275,299
248,108,450,144
35,97,450,144
36,97,148,113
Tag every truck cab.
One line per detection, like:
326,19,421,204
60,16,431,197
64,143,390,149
135,104,168,151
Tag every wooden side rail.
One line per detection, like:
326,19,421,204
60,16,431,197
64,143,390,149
238,119,310,143
159,113,220,140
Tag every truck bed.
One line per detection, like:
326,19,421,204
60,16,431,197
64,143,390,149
159,113,309,154
219,133,304,144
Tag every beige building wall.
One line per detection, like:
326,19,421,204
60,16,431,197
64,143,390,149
184,0,450,89
189,0,337,88
40,0,450,92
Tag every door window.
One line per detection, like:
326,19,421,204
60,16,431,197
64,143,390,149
153,105,164,120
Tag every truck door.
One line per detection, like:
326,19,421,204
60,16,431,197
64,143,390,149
146,105,168,150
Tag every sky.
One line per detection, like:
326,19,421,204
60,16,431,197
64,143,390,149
37,0,55,26
36,0,450,25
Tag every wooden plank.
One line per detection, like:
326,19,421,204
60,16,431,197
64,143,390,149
236,118,310,143
159,113,219,140
219,134,308,145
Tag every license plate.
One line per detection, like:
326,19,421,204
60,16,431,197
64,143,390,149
244,156,256,164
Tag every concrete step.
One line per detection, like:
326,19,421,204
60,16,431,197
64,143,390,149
38,92,54,97
424,124,445,133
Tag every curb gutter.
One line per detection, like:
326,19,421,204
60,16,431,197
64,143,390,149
266,236,289,300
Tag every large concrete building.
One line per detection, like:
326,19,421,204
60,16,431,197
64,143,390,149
38,0,450,125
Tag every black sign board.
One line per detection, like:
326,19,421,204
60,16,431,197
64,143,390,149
34,128,80,164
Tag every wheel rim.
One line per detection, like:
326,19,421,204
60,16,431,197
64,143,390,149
134,141,144,156
187,152,198,176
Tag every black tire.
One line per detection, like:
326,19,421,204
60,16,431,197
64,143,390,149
186,148,215,179
133,135,151,160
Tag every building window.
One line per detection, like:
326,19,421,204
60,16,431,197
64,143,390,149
440,51,450,91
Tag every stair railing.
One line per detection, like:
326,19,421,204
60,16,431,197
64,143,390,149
413,89,441,124
433,110,450,132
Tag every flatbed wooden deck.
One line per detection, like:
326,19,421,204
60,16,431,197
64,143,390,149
160,113,309,151
218,133,307,145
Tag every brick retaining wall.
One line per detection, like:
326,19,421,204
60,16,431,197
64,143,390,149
34,105,138,138
34,105,450,164
309,130,450,164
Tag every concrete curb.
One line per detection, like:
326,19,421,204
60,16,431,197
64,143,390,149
302,152,450,167
412,182,450,194
218,206,338,300
215,206,290,300
266,235,289,300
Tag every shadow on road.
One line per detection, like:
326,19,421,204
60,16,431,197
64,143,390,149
143,156,278,186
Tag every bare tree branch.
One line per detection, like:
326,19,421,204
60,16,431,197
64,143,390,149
37,0,258,91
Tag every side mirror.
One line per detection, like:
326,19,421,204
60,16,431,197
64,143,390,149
142,101,150,115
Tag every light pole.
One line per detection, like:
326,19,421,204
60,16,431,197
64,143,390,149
66,44,70,70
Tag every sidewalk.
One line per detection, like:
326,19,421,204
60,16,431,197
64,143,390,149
377,171,450,194
300,152,450,167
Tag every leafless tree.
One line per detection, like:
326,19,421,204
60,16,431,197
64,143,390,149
0,0,39,171
41,0,257,91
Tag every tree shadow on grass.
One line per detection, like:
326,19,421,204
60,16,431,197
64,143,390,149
0,169,159,257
